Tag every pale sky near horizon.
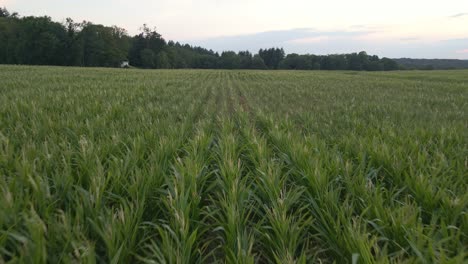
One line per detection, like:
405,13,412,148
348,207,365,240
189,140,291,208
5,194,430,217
2,0,468,59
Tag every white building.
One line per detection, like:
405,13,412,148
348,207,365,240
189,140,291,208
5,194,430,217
120,61,130,68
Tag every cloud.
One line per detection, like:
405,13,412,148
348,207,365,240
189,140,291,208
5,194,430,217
449,12,468,18
400,37,420,41
287,36,330,44
439,38,468,46
185,29,468,59
350,25,367,29
186,28,372,53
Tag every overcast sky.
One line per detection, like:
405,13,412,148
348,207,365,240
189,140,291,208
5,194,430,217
3,0,468,59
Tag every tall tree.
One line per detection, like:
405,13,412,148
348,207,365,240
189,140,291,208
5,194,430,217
0,7,10,17
238,51,253,69
259,48,285,69
251,55,267,69
219,51,240,69
128,24,165,68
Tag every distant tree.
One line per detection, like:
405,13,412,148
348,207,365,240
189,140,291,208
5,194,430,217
280,54,313,70
0,8,400,71
195,54,218,69
63,18,82,65
156,50,170,68
0,7,10,17
311,62,321,70
358,51,369,61
128,24,165,68
140,48,155,68
320,55,336,70
381,57,399,71
369,55,379,61
166,46,189,68
308,55,321,70
0,12,18,63
347,53,362,70
393,58,468,70
238,51,253,69
422,65,434,70
78,23,128,67
358,51,370,69
335,55,348,70
219,51,240,69
365,61,384,71
251,54,267,69
11,16,68,65
259,48,285,69
0,7,17,18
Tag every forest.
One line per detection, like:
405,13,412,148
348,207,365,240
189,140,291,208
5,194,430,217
393,58,468,70
0,7,400,70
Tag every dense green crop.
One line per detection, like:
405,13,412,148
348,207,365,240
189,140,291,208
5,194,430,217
0,66,467,263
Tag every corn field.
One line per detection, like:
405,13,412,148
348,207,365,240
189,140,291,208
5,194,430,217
0,66,467,263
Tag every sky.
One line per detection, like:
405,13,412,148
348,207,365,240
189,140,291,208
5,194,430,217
2,0,468,59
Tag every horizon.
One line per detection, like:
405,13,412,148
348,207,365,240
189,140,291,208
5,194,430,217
3,0,468,59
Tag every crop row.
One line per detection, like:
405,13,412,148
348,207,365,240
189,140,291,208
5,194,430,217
0,66,466,263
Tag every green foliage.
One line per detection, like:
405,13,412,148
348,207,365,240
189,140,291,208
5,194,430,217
279,53,312,70
0,66,466,263
219,51,241,69
0,7,9,17
140,48,155,68
129,24,166,68
155,51,171,69
0,8,400,71
251,55,267,69
394,58,468,70
259,48,285,69
79,23,129,67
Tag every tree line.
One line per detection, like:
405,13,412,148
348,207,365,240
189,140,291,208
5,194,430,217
393,58,468,70
0,7,399,70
